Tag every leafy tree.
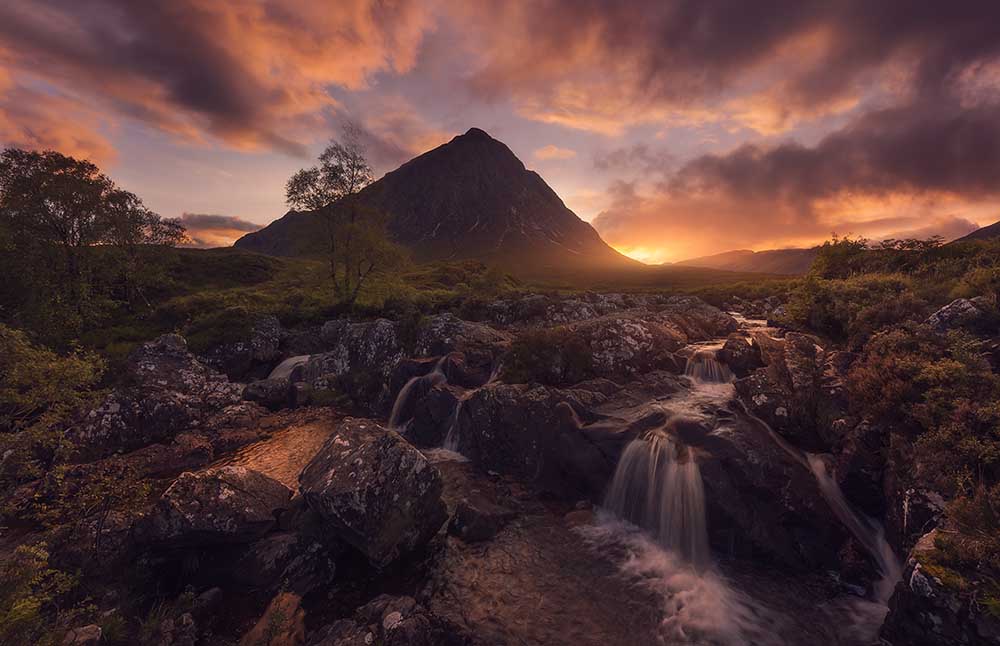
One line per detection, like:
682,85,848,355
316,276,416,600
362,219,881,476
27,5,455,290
285,123,404,304
0,148,186,342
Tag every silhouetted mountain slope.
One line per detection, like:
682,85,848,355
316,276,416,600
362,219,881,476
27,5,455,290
954,219,1000,242
675,248,818,275
235,128,636,272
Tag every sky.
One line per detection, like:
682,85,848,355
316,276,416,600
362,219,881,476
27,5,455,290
2,1,1000,263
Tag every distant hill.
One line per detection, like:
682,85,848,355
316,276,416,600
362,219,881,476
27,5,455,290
235,128,637,273
675,247,817,275
954,219,1000,242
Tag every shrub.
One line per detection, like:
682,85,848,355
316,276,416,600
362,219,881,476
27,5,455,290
505,328,593,386
0,543,76,645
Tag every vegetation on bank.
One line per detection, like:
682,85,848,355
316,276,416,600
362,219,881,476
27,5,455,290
783,236,1000,596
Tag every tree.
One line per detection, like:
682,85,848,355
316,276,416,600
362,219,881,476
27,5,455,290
285,122,403,303
0,148,186,339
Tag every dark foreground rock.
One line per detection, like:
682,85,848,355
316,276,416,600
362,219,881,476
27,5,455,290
881,529,1000,645
135,465,292,548
75,334,244,457
299,419,447,567
308,595,471,646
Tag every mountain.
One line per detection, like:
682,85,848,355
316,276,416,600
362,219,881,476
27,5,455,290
235,128,637,272
954,219,1000,242
675,247,818,275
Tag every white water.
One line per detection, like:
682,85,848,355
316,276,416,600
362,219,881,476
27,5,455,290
267,354,311,380
387,356,448,429
595,316,901,644
684,350,733,384
604,431,711,570
442,361,502,452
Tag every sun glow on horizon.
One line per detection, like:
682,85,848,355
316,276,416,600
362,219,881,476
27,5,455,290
613,245,672,264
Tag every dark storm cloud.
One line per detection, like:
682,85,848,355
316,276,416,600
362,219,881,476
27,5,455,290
0,0,433,155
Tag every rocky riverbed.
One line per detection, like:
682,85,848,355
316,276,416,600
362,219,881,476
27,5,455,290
21,291,999,645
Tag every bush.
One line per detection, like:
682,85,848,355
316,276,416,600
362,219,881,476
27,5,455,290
0,543,76,645
505,328,593,386
0,326,104,491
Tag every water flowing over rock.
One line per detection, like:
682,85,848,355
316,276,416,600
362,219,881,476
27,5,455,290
388,356,448,429
298,419,446,567
75,334,244,457
685,349,734,383
604,429,711,569
268,354,311,381
135,465,292,548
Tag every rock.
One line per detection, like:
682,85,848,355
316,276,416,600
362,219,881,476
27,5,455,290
191,587,224,622
925,297,998,335
239,592,306,646
404,383,463,447
234,527,337,594
448,498,516,542
717,334,763,378
299,419,447,567
305,319,405,409
735,332,851,452
881,529,1000,645
768,304,789,327
835,419,887,517
900,488,946,549
135,465,292,548
244,377,292,410
449,382,611,494
414,314,511,370
62,625,102,645
307,595,469,646
205,315,283,380
75,334,243,457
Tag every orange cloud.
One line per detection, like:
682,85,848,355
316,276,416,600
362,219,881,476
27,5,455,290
0,0,436,157
178,213,261,248
534,144,577,160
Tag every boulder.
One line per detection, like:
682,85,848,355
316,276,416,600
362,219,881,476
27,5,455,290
135,465,292,548
405,383,463,447
298,419,447,567
239,592,306,646
881,529,1000,645
244,377,292,410
75,335,243,457
925,297,998,335
62,625,102,645
448,382,610,492
307,595,469,646
835,419,887,517
304,319,405,409
414,314,511,371
204,315,283,381
447,498,516,542
717,334,763,378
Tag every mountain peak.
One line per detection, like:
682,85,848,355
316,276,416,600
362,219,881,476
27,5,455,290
461,127,493,140
235,129,637,273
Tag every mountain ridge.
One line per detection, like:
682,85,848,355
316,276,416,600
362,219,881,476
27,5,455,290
674,247,818,275
234,128,637,273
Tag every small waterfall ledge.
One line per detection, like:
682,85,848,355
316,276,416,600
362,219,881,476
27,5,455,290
604,429,711,570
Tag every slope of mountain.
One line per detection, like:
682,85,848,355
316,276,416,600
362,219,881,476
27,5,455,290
235,128,636,272
954,219,1000,242
675,247,818,275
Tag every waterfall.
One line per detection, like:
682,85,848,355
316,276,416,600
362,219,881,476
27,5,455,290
441,361,502,453
604,429,711,570
685,349,733,383
387,356,448,429
807,454,902,602
267,355,311,381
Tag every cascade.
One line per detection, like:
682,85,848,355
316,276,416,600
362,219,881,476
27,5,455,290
442,361,502,452
387,356,448,429
604,428,711,570
685,349,733,383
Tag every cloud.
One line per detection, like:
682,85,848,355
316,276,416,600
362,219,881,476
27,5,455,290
179,212,260,248
457,1,1000,135
592,99,1000,260
0,0,436,157
534,144,577,160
